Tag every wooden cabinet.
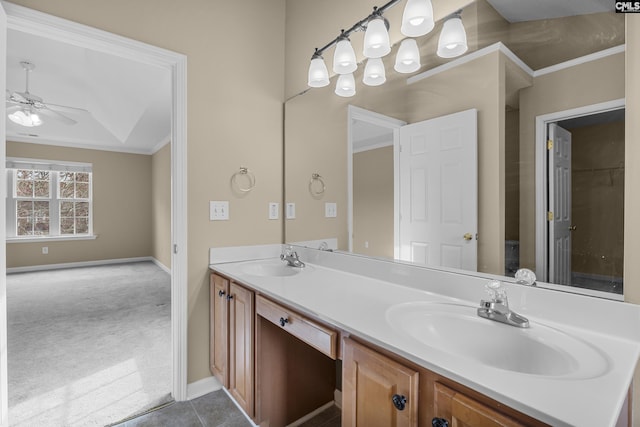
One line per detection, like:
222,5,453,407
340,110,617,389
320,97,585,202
433,382,526,427
210,274,255,417
343,337,419,427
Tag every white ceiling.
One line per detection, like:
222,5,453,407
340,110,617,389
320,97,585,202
485,0,614,23
6,28,172,155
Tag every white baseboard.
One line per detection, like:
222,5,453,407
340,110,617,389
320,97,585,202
7,256,170,274
186,376,222,400
151,258,171,274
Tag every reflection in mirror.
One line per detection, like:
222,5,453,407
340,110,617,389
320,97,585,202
284,0,625,297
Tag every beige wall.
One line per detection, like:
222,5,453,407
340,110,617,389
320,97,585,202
353,146,394,258
152,143,171,270
517,52,625,271
624,14,640,424
5,0,286,383
6,141,152,267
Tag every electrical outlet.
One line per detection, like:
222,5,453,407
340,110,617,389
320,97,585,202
210,201,229,221
325,202,337,218
286,203,296,219
42,246,48,255
268,202,279,220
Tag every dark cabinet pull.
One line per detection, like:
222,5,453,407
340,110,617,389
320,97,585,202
392,394,407,411
226,294,233,301
279,317,289,327
432,417,449,427
218,290,226,297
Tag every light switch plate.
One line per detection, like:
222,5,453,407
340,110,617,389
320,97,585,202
210,201,229,220
268,202,279,220
325,202,337,218
286,203,296,219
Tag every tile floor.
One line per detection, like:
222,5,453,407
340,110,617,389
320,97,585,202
111,390,341,427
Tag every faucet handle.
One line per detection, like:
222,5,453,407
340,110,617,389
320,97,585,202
515,268,537,286
485,280,508,304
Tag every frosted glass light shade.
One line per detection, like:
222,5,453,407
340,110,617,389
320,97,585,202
307,57,330,87
8,109,42,127
333,39,357,74
437,15,468,58
394,39,421,73
363,17,391,58
363,57,386,86
335,73,356,97
401,0,435,37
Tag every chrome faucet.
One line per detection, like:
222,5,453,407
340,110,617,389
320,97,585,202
477,280,529,328
280,246,305,268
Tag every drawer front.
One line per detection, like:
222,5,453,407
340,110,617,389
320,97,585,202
256,295,337,359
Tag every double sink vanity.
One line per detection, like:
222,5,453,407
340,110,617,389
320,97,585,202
209,244,640,427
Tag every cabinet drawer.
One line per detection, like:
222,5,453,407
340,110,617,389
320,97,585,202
256,295,337,359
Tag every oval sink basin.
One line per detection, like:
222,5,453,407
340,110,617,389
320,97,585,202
241,260,305,277
386,302,609,379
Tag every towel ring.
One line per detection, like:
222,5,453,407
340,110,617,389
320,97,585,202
231,167,256,193
309,173,325,196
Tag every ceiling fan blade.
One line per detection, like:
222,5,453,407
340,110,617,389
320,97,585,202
45,102,89,114
37,106,78,125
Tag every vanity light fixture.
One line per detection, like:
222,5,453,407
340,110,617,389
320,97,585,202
8,108,42,127
394,38,421,73
363,57,386,86
437,10,468,58
401,0,435,37
306,0,467,95
307,50,330,87
335,73,356,97
363,11,391,58
333,33,358,74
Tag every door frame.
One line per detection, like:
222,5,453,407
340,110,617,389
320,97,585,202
3,2,189,403
534,98,624,284
347,105,405,256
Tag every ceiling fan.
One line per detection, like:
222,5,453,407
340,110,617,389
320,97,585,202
6,61,86,127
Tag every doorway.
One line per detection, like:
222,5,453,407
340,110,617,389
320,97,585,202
1,2,188,424
536,100,625,296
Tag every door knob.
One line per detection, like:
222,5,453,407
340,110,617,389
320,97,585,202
218,290,226,298
432,418,449,427
463,232,473,241
568,225,577,231
279,317,289,327
226,294,233,301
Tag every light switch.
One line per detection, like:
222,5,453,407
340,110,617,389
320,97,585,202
210,201,229,221
325,202,337,218
286,203,296,219
269,202,279,220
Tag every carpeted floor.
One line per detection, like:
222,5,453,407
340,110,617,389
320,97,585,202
7,262,173,427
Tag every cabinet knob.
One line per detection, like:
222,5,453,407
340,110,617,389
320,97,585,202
218,290,226,298
432,417,449,427
226,294,234,301
391,394,407,411
279,317,289,327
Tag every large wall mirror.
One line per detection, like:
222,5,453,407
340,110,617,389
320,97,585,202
284,0,625,298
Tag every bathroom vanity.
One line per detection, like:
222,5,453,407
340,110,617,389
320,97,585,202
209,244,639,427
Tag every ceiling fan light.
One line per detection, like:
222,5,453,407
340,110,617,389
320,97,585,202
308,56,330,88
401,0,435,37
363,58,386,86
363,17,391,58
333,38,357,74
394,39,421,73
335,73,356,97
437,13,468,58
8,109,43,127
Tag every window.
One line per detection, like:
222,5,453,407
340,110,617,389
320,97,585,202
6,158,93,240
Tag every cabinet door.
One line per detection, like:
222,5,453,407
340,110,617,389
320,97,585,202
210,274,229,387
343,338,418,427
434,382,526,427
229,282,255,417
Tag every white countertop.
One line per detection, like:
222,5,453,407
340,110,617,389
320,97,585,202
210,244,640,427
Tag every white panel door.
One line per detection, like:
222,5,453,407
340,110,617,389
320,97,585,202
398,109,477,271
0,2,9,426
548,123,572,285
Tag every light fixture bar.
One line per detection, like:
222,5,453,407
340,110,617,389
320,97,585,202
309,0,402,59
